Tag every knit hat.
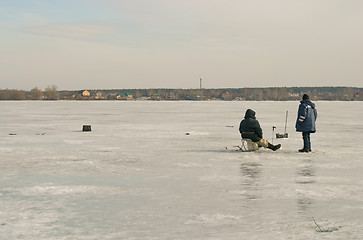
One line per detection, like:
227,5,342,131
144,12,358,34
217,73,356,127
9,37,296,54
302,94,309,100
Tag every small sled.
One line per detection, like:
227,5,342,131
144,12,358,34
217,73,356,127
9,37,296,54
276,111,289,139
276,133,288,138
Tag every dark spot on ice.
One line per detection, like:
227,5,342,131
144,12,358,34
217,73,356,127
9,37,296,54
298,198,313,205
296,179,316,184
298,167,316,177
240,162,262,179
316,226,342,233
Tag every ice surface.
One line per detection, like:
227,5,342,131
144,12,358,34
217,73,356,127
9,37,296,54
0,100,363,239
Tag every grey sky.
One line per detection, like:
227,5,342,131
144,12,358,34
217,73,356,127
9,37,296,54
1,0,363,90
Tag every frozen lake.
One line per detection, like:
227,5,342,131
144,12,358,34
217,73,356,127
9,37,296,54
0,100,363,239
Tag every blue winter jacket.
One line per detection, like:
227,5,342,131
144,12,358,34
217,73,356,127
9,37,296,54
295,100,317,133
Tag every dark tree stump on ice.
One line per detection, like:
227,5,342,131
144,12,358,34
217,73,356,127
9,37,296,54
82,125,91,132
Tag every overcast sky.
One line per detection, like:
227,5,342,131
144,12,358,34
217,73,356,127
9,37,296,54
1,0,363,90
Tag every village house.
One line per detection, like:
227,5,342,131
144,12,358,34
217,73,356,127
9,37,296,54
79,90,91,97
288,92,299,97
116,93,134,100
220,91,233,100
95,91,106,100
107,91,118,100
126,93,134,100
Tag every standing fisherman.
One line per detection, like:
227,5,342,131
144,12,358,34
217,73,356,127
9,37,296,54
295,94,317,152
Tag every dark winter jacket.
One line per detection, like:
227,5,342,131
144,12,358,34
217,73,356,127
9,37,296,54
239,109,263,142
295,100,317,133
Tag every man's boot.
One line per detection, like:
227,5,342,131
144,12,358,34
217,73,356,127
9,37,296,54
268,143,281,151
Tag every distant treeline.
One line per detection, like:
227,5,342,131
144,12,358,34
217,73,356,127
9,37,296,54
0,86,362,101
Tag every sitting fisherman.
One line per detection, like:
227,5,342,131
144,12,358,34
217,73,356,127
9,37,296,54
239,109,281,151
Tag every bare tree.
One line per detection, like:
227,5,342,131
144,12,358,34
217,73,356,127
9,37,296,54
44,85,59,100
30,87,44,100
